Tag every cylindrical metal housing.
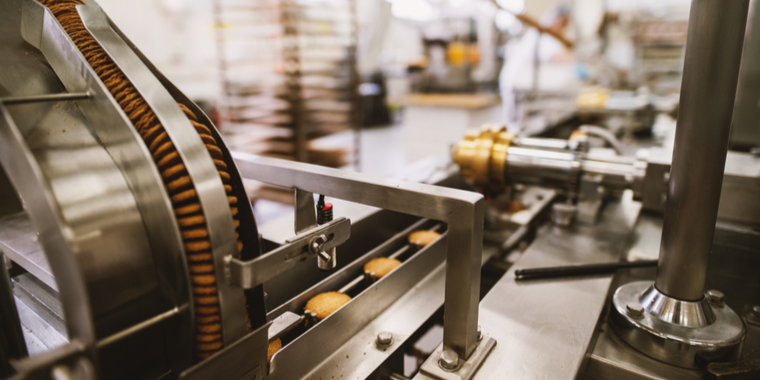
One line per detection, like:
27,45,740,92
655,0,749,301
503,147,642,193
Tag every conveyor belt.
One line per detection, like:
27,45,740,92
39,0,248,361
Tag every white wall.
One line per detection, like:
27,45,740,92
97,0,220,102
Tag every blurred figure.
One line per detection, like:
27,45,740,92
499,5,573,131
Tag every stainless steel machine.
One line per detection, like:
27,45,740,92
1,0,759,380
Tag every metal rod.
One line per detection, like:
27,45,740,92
514,260,657,280
655,0,750,301
0,92,90,105
96,307,180,349
0,251,28,375
338,276,364,294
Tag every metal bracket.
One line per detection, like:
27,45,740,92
418,337,497,380
227,218,351,289
179,321,271,380
268,311,303,342
294,189,317,234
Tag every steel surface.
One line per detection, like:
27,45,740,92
18,0,193,371
610,281,745,369
469,191,641,379
0,213,56,291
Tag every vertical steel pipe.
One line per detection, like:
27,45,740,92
655,0,749,301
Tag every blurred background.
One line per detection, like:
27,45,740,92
95,0,759,222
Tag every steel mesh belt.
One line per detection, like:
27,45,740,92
40,0,250,361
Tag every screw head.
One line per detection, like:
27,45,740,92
626,302,644,319
376,331,393,347
752,305,760,318
438,349,460,371
310,234,327,254
706,290,725,306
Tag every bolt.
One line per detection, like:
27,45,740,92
310,234,331,261
706,290,725,306
626,302,644,319
477,325,482,341
438,349,460,371
376,331,393,347
51,366,73,380
752,305,760,318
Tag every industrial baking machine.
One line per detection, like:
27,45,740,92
1,0,759,379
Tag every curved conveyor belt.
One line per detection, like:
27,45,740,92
39,0,250,361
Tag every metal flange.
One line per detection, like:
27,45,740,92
610,281,745,369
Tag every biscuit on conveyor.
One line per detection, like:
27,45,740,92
408,230,441,247
304,292,351,320
363,257,401,279
268,338,282,362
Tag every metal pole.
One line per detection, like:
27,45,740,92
655,0,749,301
0,251,28,377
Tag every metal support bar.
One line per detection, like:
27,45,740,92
96,307,180,349
0,93,91,105
294,189,317,234
227,218,350,289
232,152,485,360
0,100,97,369
0,251,27,376
655,0,750,301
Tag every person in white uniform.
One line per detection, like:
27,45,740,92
499,5,573,131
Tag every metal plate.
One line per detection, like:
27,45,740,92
0,213,56,291
468,191,641,379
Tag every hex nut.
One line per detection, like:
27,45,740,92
626,302,644,319
438,349,460,371
706,290,725,306
376,331,393,347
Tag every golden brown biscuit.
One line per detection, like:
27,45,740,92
182,228,208,240
196,323,221,334
268,338,282,362
363,257,401,279
195,341,223,352
408,230,441,247
304,292,351,320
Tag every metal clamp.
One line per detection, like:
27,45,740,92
226,218,351,289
